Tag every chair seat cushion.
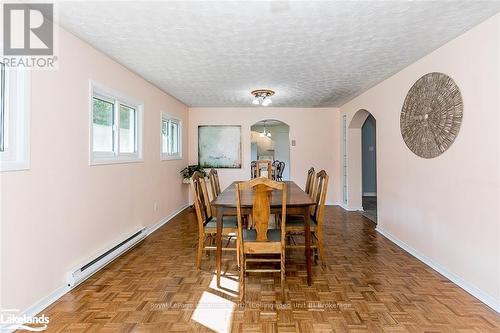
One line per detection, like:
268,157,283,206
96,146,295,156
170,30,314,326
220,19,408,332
204,216,238,229
285,215,317,229
243,229,281,242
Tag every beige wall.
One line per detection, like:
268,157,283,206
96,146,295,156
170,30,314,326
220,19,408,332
340,14,500,307
0,28,189,310
188,107,341,204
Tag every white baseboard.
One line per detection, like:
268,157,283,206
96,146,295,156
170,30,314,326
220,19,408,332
376,226,500,313
146,203,190,236
336,202,363,211
8,203,191,333
13,284,71,332
363,192,376,197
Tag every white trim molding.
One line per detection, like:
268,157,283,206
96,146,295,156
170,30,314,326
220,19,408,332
160,111,183,161
88,80,144,166
337,202,364,211
11,285,70,333
0,67,31,172
146,203,189,236
376,226,500,313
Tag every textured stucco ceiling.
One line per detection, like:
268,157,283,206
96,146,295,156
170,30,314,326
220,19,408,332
57,1,500,107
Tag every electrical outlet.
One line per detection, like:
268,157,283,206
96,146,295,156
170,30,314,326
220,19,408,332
153,202,159,212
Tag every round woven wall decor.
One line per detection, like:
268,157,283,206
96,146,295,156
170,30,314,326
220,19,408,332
400,72,463,159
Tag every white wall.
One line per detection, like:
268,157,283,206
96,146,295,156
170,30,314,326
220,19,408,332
340,14,500,309
0,27,189,311
188,108,340,204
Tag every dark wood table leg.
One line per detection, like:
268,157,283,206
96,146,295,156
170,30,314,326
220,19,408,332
304,206,312,286
216,207,223,287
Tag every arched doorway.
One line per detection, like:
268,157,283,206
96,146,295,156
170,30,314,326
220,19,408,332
347,110,377,222
250,120,290,180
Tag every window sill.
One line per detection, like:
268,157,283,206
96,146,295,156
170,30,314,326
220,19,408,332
90,157,144,166
0,160,30,172
161,154,182,161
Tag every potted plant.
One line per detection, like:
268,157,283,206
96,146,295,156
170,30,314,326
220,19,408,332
180,165,207,184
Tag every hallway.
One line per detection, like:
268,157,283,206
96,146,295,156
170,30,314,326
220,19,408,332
361,196,377,223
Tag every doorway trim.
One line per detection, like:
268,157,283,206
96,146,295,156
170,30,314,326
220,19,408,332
347,109,376,211
250,119,291,180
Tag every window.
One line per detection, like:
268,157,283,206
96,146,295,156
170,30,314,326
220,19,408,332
0,64,30,172
90,82,143,165
1,61,5,152
161,112,182,160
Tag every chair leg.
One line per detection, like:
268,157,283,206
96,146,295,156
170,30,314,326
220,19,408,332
317,230,325,265
281,249,286,302
206,234,213,257
236,237,240,268
239,254,245,302
274,214,280,228
196,234,205,269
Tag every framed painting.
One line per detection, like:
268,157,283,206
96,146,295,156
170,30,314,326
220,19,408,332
198,125,241,168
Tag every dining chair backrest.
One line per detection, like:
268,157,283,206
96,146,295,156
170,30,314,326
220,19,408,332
255,160,272,179
277,161,285,180
235,177,287,244
272,160,279,180
208,168,221,198
190,171,213,233
305,167,316,197
311,170,329,227
251,161,257,178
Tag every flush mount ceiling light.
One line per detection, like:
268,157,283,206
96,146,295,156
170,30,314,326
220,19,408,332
251,89,275,106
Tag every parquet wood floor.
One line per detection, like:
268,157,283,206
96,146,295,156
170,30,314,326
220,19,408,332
33,206,499,332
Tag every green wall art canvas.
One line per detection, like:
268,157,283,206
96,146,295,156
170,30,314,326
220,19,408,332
198,125,242,168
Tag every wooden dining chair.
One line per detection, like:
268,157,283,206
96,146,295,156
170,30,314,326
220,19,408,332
305,167,316,198
255,160,272,179
191,171,238,269
276,161,285,181
271,160,279,180
208,168,221,199
236,177,287,301
286,170,329,264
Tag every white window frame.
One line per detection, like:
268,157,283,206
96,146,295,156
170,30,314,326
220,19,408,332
160,111,182,161
89,81,143,165
0,64,31,172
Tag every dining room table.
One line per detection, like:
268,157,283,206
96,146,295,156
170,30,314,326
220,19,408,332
211,180,316,287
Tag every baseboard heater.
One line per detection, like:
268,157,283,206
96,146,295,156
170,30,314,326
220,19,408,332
66,228,147,288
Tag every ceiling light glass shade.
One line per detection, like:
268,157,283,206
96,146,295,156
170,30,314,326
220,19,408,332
262,97,272,106
251,89,275,106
